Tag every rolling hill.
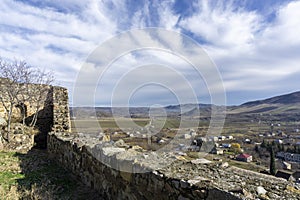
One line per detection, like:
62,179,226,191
71,91,300,122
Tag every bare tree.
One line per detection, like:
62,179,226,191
29,69,54,127
0,58,55,140
0,59,32,140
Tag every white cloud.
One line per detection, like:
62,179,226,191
176,0,300,95
0,0,117,93
178,0,262,48
1,0,299,105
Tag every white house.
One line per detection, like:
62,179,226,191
209,136,219,142
183,134,191,139
211,148,224,155
283,161,292,170
218,136,226,141
226,135,233,140
274,139,283,144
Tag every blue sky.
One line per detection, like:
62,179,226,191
0,0,300,106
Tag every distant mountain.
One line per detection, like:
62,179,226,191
165,103,212,114
226,91,300,121
71,91,300,122
241,91,300,106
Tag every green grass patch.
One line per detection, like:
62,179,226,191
0,150,100,199
0,171,25,190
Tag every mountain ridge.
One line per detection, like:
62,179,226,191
71,91,300,121
241,91,300,106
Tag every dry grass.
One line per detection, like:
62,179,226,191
0,185,20,200
71,118,205,133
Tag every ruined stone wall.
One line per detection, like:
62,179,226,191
48,132,300,199
52,86,71,133
34,86,71,148
0,78,71,147
48,133,257,200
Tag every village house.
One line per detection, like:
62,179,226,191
270,132,276,136
222,143,231,148
218,136,226,141
282,161,292,170
277,152,300,163
275,170,300,182
278,132,287,137
210,147,224,155
275,170,295,181
274,139,283,144
283,138,294,145
226,135,233,140
183,134,191,139
244,138,251,144
209,136,219,142
236,153,252,162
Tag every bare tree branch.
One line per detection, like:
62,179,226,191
0,58,55,141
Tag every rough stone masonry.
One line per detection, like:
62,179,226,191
0,78,71,148
48,131,300,199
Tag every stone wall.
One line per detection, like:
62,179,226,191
47,132,300,200
52,86,71,133
48,132,241,200
35,86,71,148
0,78,71,147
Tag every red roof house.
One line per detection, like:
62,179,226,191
236,153,252,162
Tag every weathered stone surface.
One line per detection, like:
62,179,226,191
48,132,300,200
220,162,229,168
0,80,71,148
0,117,7,127
191,158,212,164
114,139,129,148
257,186,267,195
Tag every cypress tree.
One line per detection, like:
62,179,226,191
270,147,276,175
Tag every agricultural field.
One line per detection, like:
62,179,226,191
71,118,208,133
